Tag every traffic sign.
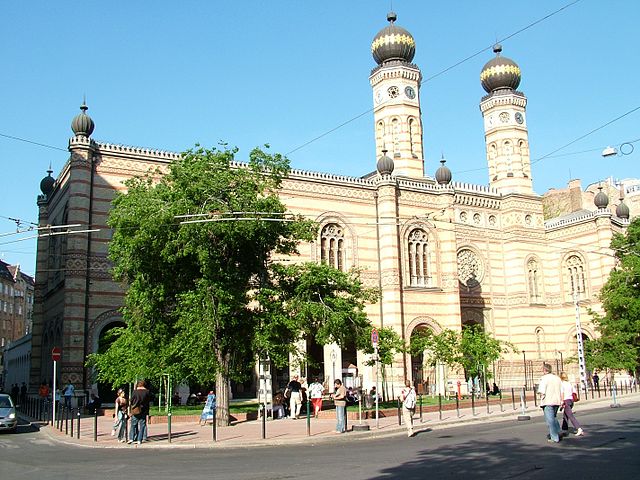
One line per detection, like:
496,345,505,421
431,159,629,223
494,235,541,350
51,347,62,362
371,328,379,347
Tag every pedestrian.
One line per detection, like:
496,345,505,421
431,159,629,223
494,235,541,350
560,372,584,436
272,391,286,419
112,388,128,442
20,382,27,403
308,378,325,418
285,375,303,419
399,379,417,437
128,380,150,445
332,379,347,433
86,393,102,414
592,372,600,390
537,363,563,443
38,381,49,400
11,384,19,404
62,382,75,409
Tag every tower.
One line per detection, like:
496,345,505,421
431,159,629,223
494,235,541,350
370,12,424,178
479,45,533,194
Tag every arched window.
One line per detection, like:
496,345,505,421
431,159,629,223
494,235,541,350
565,255,587,301
408,228,431,287
503,140,513,175
527,258,541,303
376,121,385,156
320,223,345,271
391,118,401,155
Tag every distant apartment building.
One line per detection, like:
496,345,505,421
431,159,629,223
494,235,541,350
0,261,34,347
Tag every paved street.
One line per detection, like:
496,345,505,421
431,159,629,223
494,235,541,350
1,395,638,479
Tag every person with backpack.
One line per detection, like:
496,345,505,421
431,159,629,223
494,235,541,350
399,379,417,437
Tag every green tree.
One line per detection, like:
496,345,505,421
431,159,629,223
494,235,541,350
88,144,377,424
458,324,515,382
587,217,640,375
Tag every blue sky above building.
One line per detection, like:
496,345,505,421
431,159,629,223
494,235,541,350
1,1,638,274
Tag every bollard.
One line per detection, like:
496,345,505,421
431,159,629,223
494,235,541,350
167,411,172,444
261,404,266,439
65,406,69,435
597,383,601,398
76,409,81,439
93,409,98,442
70,408,74,437
397,399,402,425
438,394,442,421
533,385,538,407
471,391,476,416
517,390,530,421
485,391,490,414
455,395,460,418
499,391,504,412
306,398,311,436
212,408,217,442
610,383,620,408
344,404,348,432
419,394,423,423
511,388,516,410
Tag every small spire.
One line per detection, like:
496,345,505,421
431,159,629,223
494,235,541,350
387,11,397,23
493,43,503,55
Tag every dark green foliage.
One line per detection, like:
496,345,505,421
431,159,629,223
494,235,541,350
587,217,640,374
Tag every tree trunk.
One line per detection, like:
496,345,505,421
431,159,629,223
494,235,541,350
215,353,231,426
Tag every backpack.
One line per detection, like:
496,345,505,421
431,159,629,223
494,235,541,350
403,388,416,409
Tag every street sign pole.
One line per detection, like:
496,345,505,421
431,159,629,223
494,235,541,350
52,359,57,427
51,347,61,427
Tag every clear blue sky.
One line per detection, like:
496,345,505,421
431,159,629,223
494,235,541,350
1,1,638,275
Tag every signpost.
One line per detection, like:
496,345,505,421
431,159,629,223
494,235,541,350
51,347,61,427
371,328,379,429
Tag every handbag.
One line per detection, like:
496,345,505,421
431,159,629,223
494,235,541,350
572,392,579,403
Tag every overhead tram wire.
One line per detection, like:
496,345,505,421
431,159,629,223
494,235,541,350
285,0,583,157
0,132,67,152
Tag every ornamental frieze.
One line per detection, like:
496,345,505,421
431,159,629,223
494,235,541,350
281,180,375,201
380,269,401,287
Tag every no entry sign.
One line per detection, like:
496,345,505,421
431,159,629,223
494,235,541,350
51,347,62,362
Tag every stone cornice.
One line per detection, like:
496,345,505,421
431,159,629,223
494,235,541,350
94,141,180,163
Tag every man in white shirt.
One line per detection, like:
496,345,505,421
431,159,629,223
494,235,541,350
537,363,563,443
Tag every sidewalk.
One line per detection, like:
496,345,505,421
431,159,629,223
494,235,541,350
25,391,640,449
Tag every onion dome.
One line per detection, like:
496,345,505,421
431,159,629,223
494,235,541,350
616,200,630,219
376,149,394,175
480,44,521,93
594,186,609,209
371,12,416,65
435,156,452,185
40,167,55,196
71,101,95,137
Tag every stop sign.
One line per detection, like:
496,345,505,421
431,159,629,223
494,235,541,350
51,347,62,362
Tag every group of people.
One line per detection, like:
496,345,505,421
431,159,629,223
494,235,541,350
9,382,27,405
538,363,585,443
110,380,151,445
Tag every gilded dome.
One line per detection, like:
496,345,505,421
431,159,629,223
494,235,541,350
372,12,416,65
480,44,521,93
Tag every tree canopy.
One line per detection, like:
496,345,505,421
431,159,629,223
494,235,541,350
87,144,377,423
587,217,640,375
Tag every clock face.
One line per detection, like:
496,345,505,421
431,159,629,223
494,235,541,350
387,85,400,98
375,90,383,104
405,86,416,99
515,112,524,124
499,112,510,123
